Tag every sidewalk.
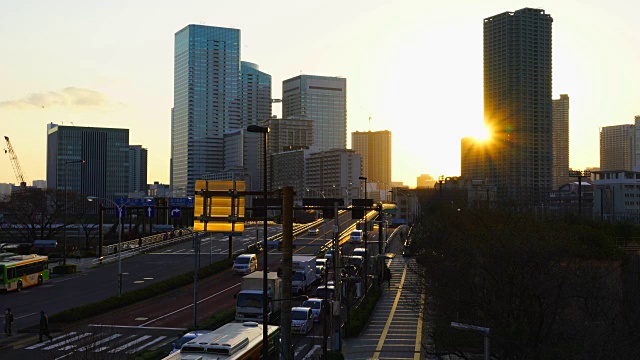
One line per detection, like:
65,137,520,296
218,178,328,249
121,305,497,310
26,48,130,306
342,232,423,359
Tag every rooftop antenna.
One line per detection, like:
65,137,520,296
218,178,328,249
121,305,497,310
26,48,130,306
368,116,372,131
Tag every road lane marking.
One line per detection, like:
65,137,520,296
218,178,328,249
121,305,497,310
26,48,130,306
138,283,241,327
107,334,151,353
373,261,408,359
74,334,123,352
127,335,167,353
26,332,77,349
43,332,92,350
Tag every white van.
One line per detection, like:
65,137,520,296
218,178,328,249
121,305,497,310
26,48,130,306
233,254,258,275
349,230,364,243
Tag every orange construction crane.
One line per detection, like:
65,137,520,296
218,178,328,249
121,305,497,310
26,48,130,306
4,136,27,189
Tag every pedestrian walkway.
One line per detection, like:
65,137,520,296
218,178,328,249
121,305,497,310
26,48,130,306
343,239,425,359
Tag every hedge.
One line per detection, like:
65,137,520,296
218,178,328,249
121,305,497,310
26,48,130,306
53,264,77,274
344,288,381,338
50,258,233,323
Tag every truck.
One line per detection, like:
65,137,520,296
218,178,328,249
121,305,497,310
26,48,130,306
292,255,316,294
235,272,282,324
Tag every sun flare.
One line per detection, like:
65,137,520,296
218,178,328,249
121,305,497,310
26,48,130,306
470,124,491,142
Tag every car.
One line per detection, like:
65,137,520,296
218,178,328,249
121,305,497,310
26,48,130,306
345,255,364,272
291,307,314,334
349,230,364,243
308,228,319,235
315,258,328,269
233,254,258,275
315,266,325,283
315,285,335,300
352,247,366,258
170,330,212,354
324,249,335,267
302,298,324,322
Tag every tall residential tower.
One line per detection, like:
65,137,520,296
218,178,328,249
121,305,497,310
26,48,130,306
552,94,570,189
351,130,392,188
483,8,553,205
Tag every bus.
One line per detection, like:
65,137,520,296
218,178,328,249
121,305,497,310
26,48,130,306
164,322,280,360
0,254,49,292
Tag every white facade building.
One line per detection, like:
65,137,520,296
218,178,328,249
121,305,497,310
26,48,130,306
593,170,640,223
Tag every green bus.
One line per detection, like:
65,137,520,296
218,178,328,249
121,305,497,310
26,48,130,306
0,254,49,292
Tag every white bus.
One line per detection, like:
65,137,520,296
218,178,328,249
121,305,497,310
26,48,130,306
164,322,280,360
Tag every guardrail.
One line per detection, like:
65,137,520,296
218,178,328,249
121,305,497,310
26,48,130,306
319,210,377,253
93,230,196,266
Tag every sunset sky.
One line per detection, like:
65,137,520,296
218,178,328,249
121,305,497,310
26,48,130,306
1,0,639,188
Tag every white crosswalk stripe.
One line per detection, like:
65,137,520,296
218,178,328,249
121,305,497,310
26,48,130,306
21,330,171,355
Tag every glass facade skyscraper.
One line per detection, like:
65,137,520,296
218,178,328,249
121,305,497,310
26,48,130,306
46,123,129,201
241,61,272,127
172,25,241,197
484,8,553,206
282,75,346,151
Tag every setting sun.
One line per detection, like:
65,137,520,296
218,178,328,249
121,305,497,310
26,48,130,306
470,124,492,142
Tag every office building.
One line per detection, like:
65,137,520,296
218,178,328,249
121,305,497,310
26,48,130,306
241,61,272,126
351,130,392,190
46,123,129,201
129,145,148,197
222,129,260,191
483,8,553,205
32,180,47,189
600,124,635,171
305,149,360,204
635,116,640,168
271,150,307,204
552,94,570,189
593,169,640,223
0,183,13,195
282,75,346,151
172,25,241,197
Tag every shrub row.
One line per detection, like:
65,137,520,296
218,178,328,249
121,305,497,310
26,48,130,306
50,258,233,324
52,264,77,274
344,288,381,338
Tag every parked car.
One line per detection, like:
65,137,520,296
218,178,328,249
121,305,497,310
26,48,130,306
302,298,324,322
291,307,314,334
170,330,212,354
233,254,258,275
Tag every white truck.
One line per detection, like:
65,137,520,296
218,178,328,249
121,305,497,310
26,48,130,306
235,272,282,324
292,255,317,294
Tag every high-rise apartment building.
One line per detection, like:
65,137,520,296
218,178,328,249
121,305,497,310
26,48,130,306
129,145,148,196
172,25,241,197
351,130,392,189
600,124,635,171
635,116,640,168
552,94,570,189
461,137,493,181
483,8,553,205
282,75,346,151
46,123,129,201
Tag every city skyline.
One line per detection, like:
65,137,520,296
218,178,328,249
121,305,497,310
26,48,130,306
2,0,640,188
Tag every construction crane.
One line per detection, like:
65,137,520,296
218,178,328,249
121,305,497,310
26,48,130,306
4,136,27,189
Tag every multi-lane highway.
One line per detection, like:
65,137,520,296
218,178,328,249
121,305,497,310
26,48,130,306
1,211,364,359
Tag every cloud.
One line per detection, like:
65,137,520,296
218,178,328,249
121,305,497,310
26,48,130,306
0,87,111,109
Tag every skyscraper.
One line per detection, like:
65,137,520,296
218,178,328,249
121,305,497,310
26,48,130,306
282,75,346,151
484,8,553,205
172,25,241,197
129,145,148,196
600,124,635,171
241,61,272,126
351,130,392,188
552,94,570,189
46,123,129,201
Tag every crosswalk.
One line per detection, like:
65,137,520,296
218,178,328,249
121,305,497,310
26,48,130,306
20,328,175,356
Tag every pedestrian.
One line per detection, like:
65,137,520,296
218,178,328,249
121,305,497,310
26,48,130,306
75,247,81,262
384,266,392,289
4,308,13,336
39,311,53,342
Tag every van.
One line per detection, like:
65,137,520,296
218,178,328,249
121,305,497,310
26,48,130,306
349,230,363,243
233,254,258,275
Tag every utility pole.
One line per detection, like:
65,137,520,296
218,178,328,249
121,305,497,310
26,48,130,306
281,186,294,360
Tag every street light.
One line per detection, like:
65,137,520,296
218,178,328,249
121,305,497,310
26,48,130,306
358,176,369,295
87,196,153,296
64,159,85,265
569,170,591,220
306,188,327,242
247,124,270,360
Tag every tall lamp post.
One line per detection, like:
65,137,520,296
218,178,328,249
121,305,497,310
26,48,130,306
306,188,327,241
63,159,85,265
247,124,270,360
358,176,368,295
87,196,152,296
569,170,591,220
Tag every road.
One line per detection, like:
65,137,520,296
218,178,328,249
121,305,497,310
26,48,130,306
0,212,363,359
